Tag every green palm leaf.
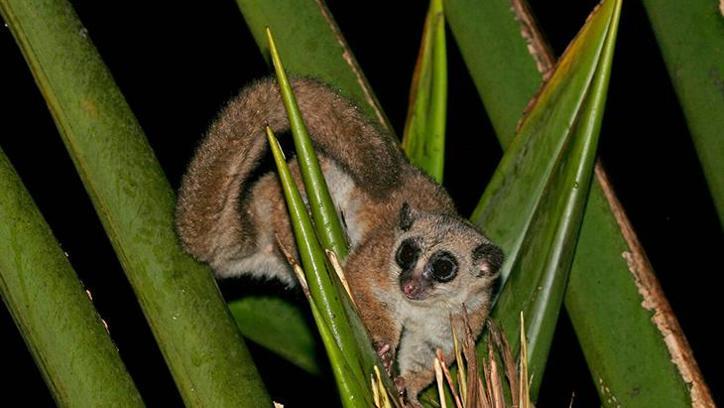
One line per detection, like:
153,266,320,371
482,0,620,394
265,32,398,404
267,128,372,407
402,0,447,182
228,296,320,374
642,0,724,226
0,148,143,406
0,0,269,405
445,0,714,405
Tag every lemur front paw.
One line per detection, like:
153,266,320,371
374,341,395,375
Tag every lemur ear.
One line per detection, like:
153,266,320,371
399,202,415,231
472,242,505,277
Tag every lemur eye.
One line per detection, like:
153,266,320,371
395,239,420,270
429,251,458,283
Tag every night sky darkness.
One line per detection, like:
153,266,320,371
1,1,721,406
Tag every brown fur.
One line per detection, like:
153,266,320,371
176,78,406,264
175,78,502,403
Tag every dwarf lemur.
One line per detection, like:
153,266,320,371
175,78,503,402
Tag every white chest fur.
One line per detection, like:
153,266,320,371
396,301,455,374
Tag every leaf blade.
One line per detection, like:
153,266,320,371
402,0,448,182
236,0,391,132
267,27,349,260
641,0,724,226
266,128,371,408
465,0,620,398
0,1,271,405
445,0,713,405
470,0,613,285
228,296,320,375
0,148,143,406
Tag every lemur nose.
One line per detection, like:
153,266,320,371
402,281,418,297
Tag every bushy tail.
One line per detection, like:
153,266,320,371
175,78,402,264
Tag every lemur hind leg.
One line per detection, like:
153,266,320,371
210,154,361,286
211,169,296,286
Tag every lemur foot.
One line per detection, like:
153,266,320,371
394,376,421,408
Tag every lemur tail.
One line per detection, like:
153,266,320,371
175,78,401,265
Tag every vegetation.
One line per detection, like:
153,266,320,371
0,0,718,406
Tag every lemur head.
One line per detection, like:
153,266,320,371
392,202,504,306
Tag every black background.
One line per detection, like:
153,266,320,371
1,0,721,406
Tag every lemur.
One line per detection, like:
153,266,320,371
175,78,503,403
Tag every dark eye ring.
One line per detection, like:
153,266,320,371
395,239,420,270
429,251,458,282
